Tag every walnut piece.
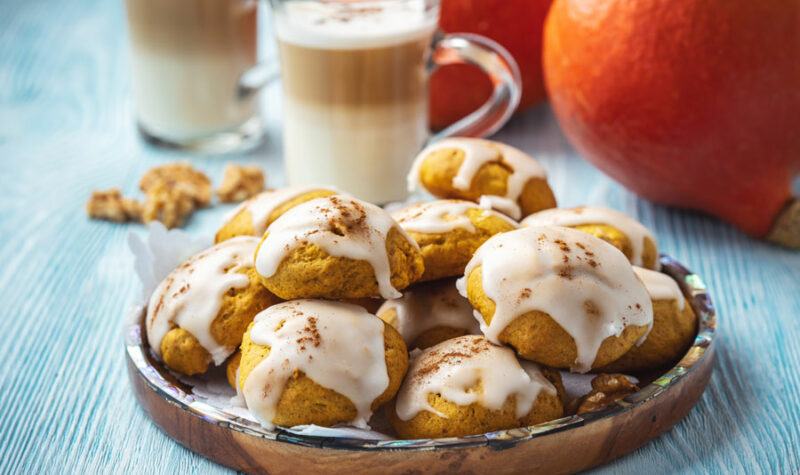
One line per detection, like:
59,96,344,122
575,374,639,415
139,162,211,207
141,181,196,229
86,189,142,223
217,164,265,203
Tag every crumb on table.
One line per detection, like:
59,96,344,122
139,162,211,208
217,164,265,203
86,189,142,223
141,180,197,229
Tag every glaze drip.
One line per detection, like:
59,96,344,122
392,199,516,235
242,300,389,429
521,206,657,268
254,195,416,299
633,266,686,310
457,226,653,372
394,335,556,421
146,236,260,365
377,278,480,347
221,185,338,237
407,138,548,220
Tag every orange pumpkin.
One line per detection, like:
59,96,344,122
431,0,554,130
543,0,800,242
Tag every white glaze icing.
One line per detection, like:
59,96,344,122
457,226,653,373
242,300,389,429
377,278,480,348
394,335,556,421
520,206,658,268
478,195,520,220
633,266,686,310
392,199,517,235
221,185,338,237
254,195,416,299
146,236,261,365
407,138,548,220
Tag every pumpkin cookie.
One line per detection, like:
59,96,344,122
215,185,338,243
601,267,697,372
377,278,480,350
146,236,282,376
389,335,564,439
393,200,517,281
254,195,424,300
407,138,556,220
522,206,659,269
226,351,242,389
460,226,653,372
239,300,408,429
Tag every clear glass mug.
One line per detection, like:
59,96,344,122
124,0,276,153
269,0,522,203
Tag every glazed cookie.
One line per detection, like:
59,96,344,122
254,195,424,300
407,138,556,220
459,226,653,372
215,185,338,243
393,200,517,281
389,335,564,439
377,278,480,350
146,236,282,376
601,267,697,372
521,206,659,269
239,300,408,429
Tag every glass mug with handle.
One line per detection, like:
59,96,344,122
270,0,522,203
124,0,277,153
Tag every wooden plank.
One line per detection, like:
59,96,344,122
0,0,798,473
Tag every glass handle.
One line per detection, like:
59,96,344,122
238,60,281,100
428,32,522,143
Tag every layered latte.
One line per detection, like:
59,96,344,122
273,1,437,203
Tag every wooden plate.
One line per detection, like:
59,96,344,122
126,255,716,474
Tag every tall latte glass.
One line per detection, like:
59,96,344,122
270,0,521,203
125,0,273,152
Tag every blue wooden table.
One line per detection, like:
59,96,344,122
1,1,799,473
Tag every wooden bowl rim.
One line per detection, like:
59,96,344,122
125,254,716,452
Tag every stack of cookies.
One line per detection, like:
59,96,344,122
145,138,697,438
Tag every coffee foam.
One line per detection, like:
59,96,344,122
274,0,437,49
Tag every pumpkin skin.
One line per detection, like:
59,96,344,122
430,0,554,130
543,0,800,238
